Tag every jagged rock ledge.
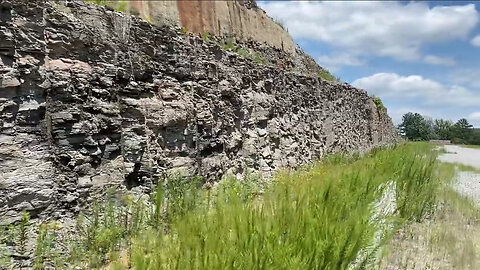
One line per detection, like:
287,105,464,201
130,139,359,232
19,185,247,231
0,0,398,224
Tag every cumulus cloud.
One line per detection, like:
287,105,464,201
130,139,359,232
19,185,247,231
352,73,480,107
470,112,480,121
471,35,480,47
424,55,456,66
260,1,478,61
449,69,480,89
317,54,364,72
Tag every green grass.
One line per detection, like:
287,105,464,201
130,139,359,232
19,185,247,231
124,143,441,270
252,51,267,64
86,0,129,13
96,143,443,269
1,143,448,269
318,69,339,82
222,40,238,52
202,31,211,42
237,48,250,57
464,144,480,149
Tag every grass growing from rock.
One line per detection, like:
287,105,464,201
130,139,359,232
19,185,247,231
0,143,447,269
318,69,339,82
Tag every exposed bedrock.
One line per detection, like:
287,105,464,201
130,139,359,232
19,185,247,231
0,0,398,223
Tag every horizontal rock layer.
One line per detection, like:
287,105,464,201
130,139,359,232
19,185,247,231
0,0,398,223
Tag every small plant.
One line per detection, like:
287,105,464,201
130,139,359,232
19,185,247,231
252,51,267,64
34,223,60,270
318,69,338,82
201,31,211,42
17,211,30,255
222,40,237,52
180,27,189,35
86,0,129,13
371,95,385,110
86,0,107,6
237,48,250,57
115,1,129,13
0,226,12,269
144,16,154,24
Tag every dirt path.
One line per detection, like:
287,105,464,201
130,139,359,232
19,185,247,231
439,145,480,168
439,145,480,205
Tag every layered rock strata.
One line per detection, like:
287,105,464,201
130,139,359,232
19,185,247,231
0,0,398,223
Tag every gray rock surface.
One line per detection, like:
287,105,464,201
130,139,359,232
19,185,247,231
0,0,398,223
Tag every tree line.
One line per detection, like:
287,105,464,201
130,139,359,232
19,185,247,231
399,112,480,145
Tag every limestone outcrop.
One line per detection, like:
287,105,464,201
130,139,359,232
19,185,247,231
0,0,398,224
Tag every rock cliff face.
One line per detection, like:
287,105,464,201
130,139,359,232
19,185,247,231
0,0,398,223
127,0,296,53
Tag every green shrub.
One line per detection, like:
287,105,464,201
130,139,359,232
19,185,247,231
371,95,385,110
318,69,338,82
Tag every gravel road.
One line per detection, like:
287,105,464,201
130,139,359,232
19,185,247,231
439,145,480,205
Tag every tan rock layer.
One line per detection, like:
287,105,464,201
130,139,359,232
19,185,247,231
124,0,296,53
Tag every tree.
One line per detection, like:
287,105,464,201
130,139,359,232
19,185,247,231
451,118,473,143
433,119,453,140
399,112,433,141
469,129,480,145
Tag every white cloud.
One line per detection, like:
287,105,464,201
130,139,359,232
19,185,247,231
469,112,480,121
352,73,480,107
471,35,480,47
317,54,364,72
449,69,480,89
424,55,456,66
260,1,479,60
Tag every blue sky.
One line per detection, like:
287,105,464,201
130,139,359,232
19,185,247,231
259,1,480,127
